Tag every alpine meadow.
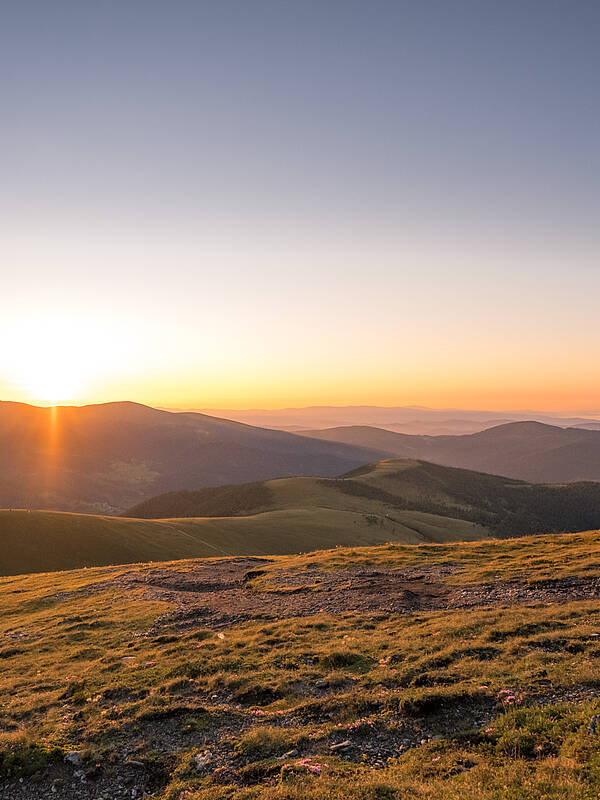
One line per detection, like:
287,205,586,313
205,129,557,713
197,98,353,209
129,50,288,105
2,2,600,799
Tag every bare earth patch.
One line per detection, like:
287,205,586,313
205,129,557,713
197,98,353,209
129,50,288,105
1,535,600,799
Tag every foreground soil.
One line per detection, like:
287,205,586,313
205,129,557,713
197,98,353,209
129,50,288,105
1,530,600,799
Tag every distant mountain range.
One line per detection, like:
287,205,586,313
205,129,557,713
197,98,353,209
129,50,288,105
0,401,380,514
4,401,600,515
191,404,600,436
303,421,600,483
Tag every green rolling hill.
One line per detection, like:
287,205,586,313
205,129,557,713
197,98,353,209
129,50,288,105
3,458,600,576
0,459,492,576
0,501,483,577
126,457,600,538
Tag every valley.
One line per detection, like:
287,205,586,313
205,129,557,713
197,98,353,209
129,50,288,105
6,401,600,516
6,456,600,577
2,404,600,799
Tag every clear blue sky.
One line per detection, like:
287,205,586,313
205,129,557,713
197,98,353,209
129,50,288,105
1,1,599,410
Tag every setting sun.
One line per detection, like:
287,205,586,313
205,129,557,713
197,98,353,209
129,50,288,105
19,364,81,406
1,317,84,405
0,314,124,406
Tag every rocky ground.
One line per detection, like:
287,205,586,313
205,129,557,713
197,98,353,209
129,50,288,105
50,558,600,633
2,546,600,800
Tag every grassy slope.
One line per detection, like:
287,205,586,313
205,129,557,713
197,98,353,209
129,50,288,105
253,526,600,586
8,455,600,577
1,531,600,798
128,457,600,538
0,500,485,577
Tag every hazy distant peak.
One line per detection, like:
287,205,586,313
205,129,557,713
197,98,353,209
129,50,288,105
473,420,563,436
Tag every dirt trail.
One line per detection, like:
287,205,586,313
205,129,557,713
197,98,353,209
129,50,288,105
91,560,600,631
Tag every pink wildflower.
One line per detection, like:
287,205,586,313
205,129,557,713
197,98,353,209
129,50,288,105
295,758,323,775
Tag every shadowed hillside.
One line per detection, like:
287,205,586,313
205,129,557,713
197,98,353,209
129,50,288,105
304,421,600,483
126,458,600,539
5,455,600,577
6,402,600,517
0,401,382,514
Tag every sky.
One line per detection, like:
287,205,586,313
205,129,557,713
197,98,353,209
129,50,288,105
1,0,599,411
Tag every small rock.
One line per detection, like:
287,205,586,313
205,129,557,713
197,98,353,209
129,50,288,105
74,769,86,782
64,751,83,767
194,750,213,771
315,680,328,689
330,740,351,752
85,765,103,781
283,749,298,758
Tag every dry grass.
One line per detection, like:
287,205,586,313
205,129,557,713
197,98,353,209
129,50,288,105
0,532,600,797
254,528,600,587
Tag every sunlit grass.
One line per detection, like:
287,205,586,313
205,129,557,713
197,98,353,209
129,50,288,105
1,531,600,796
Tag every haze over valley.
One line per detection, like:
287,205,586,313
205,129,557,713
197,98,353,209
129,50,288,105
4,399,600,581
4,400,600,517
196,405,600,436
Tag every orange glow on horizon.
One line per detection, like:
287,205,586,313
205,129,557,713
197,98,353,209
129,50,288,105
5,361,600,416
2,311,600,416
25,379,599,417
